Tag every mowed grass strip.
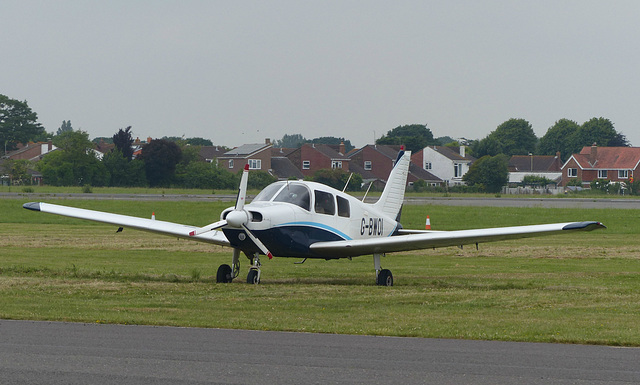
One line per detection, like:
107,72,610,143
1,198,639,345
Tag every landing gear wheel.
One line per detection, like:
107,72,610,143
217,264,233,283
377,269,393,286
247,269,260,284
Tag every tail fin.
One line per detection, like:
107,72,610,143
372,149,411,218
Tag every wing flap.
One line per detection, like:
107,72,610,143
310,221,605,258
23,202,230,247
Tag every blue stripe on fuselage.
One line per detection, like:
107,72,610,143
276,221,352,241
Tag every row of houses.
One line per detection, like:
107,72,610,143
212,139,640,190
211,139,474,188
2,136,639,190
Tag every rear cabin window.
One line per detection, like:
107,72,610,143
337,196,350,218
314,190,335,215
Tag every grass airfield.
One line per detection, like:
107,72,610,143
1,197,639,345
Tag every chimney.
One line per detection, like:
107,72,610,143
48,140,53,151
339,141,345,155
590,143,597,165
555,151,561,159
265,138,271,145
460,146,465,158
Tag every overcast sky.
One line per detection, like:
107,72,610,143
3,1,639,149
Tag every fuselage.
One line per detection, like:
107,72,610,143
220,181,401,259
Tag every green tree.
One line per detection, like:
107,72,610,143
185,137,213,146
310,137,354,153
311,168,362,191
56,120,73,136
175,162,239,190
247,170,277,190
376,124,435,153
462,154,509,193
0,94,46,154
102,150,147,187
38,130,109,186
274,133,307,148
139,139,182,187
3,159,32,185
538,119,580,160
574,117,627,150
112,126,134,160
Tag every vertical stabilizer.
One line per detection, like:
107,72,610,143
372,149,411,218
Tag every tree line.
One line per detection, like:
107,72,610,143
1,93,632,193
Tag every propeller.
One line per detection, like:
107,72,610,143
188,164,273,259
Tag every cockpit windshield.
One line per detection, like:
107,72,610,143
251,181,311,211
252,182,285,202
274,183,310,211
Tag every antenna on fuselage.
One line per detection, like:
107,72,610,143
342,173,353,192
362,181,373,202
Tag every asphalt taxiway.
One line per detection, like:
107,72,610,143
1,320,639,384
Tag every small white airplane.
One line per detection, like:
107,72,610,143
23,148,605,286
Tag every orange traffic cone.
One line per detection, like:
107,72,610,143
425,216,431,230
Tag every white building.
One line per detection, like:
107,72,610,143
411,146,474,185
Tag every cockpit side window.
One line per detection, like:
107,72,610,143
337,196,350,218
314,190,335,215
274,183,310,211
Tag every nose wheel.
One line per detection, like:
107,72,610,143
246,253,261,284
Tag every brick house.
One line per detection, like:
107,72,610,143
287,142,350,177
4,141,56,161
349,144,442,186
561,145,640,187
218,139,273,173
411,146,474,185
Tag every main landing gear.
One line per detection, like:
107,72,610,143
216,249,262,284
374,253,393,286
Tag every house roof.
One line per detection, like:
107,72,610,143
509,155,561,172
426,146,475,161
270,157,304,180
564,146,640,170
303,143,350,160
271,147,297,157
348,144,403,160
4,142,56,161
198,146,227,161
221,143,272,158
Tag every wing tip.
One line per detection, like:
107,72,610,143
23,202,41,212
563,221,606,231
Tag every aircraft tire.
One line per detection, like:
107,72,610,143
377,269,393,286
247,269,260,284
216,264,233,283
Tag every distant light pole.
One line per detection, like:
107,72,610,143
529,153,533,171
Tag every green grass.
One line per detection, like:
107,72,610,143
1,197,639,345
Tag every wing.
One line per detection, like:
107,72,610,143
309,221,605,258
23,202,230,247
